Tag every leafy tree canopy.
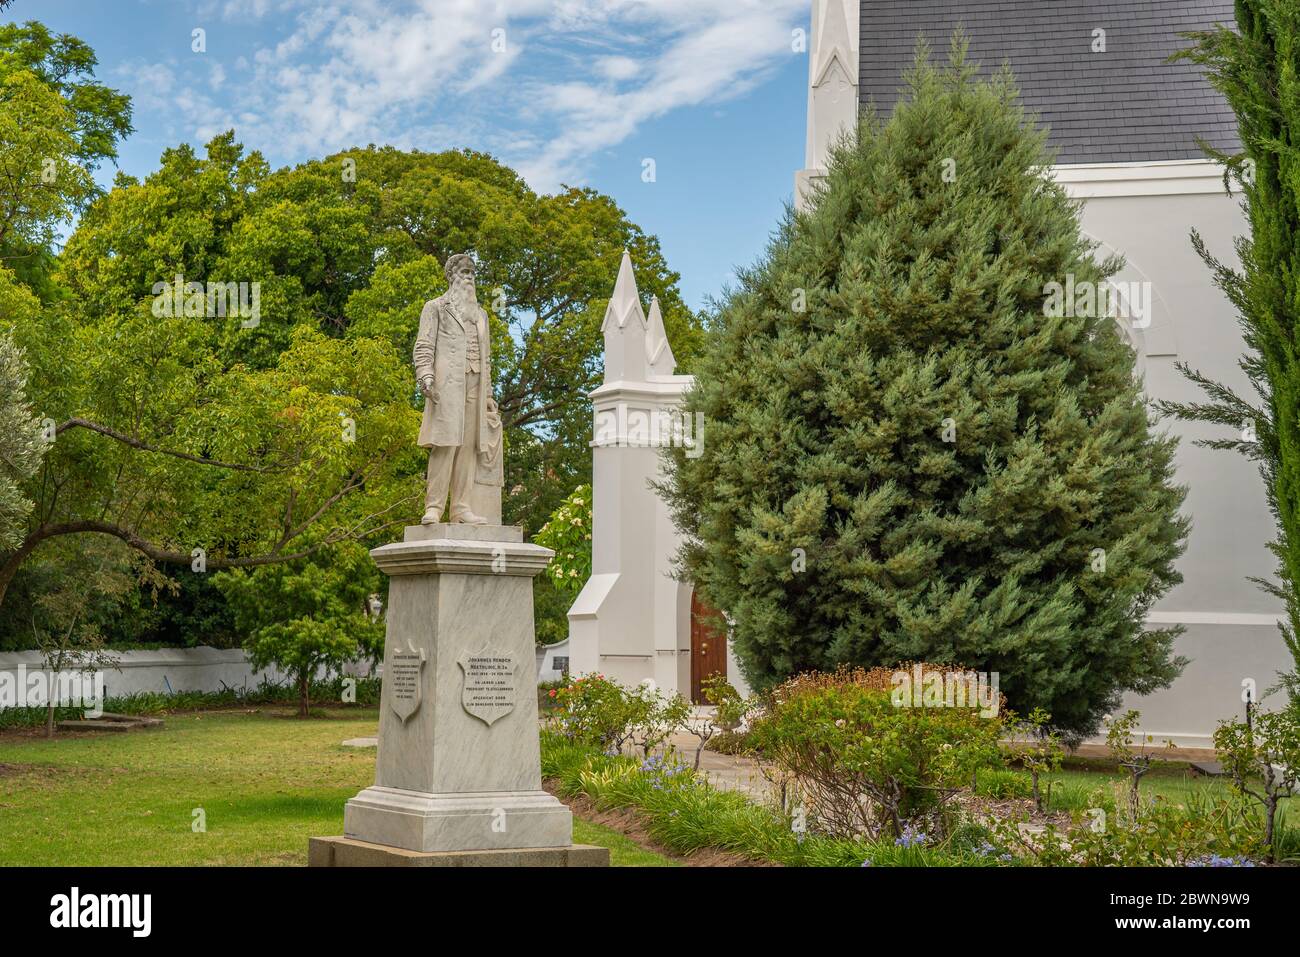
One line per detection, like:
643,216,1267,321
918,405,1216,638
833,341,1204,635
2,128,703,631
0,20,132,170
0,20,131,294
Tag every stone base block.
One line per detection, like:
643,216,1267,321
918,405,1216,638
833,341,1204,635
308,836,610,868
404,523,522,543
344,786,572,853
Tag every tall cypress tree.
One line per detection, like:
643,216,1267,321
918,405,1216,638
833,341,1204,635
1162,1,1300,697
662,43,1189,736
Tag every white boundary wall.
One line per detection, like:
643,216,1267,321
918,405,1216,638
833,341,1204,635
0,647,374,700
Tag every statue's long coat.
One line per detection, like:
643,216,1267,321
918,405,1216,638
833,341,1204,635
413,293,502,484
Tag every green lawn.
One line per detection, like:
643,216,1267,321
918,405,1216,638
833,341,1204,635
983,759,1240,809
0,708,674,867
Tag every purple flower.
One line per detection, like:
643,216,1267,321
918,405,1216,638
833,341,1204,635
1187,854,1255,867
894,824,929,848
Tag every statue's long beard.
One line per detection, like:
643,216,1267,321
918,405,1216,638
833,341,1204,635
449,279,476,312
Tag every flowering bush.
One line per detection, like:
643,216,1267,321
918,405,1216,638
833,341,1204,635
748,666,1004,840
534,484,592,596
549,674,640,752
640,754,694,791
989,794,1261,867
549,673,687,756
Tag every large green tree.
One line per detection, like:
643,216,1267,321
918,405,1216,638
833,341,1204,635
0,20,132,170
0,132,424,612
0,20,131,293
661,46,1189,736
3,133,702,629
1162,1,1300,697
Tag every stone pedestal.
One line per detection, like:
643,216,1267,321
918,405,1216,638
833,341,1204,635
323,524,594,862
308,836,609,868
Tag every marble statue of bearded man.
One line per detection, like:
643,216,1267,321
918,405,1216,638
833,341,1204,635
413,253,504,524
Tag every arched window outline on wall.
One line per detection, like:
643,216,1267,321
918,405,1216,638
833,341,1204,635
1081,233,1179,388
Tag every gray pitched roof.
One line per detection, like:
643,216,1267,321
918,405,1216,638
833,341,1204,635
859,0,1240,164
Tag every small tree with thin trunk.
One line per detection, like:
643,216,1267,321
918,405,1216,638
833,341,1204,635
1105,709,1176,822
1215,701,1300,862
27,541,130,736
1009,708,1064,813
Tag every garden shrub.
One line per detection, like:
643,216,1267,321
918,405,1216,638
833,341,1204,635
539,731,1006,867
548,674,640,751
748,665,1004,839
991,795,1262,867
537,679,564,713
547,673,688,755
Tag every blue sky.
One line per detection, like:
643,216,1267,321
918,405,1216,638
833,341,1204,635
18,0,814,311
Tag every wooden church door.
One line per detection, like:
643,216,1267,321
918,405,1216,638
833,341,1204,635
689,590,728,704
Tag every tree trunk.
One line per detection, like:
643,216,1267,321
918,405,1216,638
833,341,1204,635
298,673,310,718
0,548,25,609
45,701,54,738
1265,794,1278,863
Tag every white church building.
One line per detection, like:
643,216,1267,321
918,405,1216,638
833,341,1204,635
567,0,1292,745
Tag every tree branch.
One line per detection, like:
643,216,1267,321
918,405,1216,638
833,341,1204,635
56,418,288,473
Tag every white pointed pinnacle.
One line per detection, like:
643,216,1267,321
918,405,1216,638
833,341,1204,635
812,0,857,90
645,295,676,376
602,249,647,334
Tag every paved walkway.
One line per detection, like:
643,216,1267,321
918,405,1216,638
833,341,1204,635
663,730,775,801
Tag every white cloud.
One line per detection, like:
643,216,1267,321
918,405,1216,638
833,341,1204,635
114,60,177,111
593,55,639,81
122,0,808,190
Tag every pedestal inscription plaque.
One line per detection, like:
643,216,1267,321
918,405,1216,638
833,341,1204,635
458,650,517,726
389,645,425,723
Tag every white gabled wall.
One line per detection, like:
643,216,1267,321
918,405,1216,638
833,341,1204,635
568,252,699,696
1055,161,1289,745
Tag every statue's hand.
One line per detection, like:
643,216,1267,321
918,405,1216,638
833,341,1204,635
484,396,501,429
420,377,438,404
